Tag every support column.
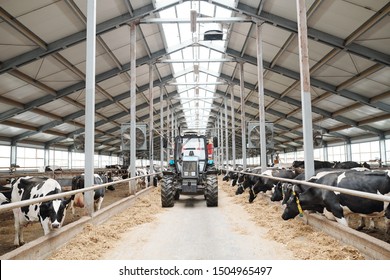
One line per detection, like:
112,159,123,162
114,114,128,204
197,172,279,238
219,110,223,166
230,85,236,168
149,63,154,184
256,20,267,173
84,0,96,215
379,135,386,167
129,22,137,194
160,86,164,170
10,143,17,168
239,62,247,169
296,0,315,180
224,98,229,167
166,104,170,160
346,139,352,161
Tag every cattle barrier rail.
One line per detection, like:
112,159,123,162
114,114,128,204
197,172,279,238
0,172,161,213
225,168,390,203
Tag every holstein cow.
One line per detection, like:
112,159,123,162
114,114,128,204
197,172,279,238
11,176,70,246
235,167,263,195
282,169,390,232
70,174,105,214
0,181,13,205
247,168,298,203
271,168,344,202
222,165,243,187
291,160,334,173
333,161,370,169
135,168,150,190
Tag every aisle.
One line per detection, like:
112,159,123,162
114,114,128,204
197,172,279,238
101,188,295,260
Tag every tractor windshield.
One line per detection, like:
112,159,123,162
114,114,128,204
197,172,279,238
180,137,206,160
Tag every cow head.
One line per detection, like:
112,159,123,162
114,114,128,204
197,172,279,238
235,184,245,195
281,191,301,220
40,197,71,229
270,182,283,202
248,187,257,203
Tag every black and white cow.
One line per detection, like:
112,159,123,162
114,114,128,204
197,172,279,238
0,180,13,205
282,170,390,232
247,168,298,203
70,174,105,214
222,165,243,186
0,187,11,205
11,176,70,246
333,161,371,169
235,167,263,195
291,160,334,170
271,168,343,202
135,168,150,190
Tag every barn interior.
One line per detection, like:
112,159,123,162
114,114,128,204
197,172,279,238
0,0,389,169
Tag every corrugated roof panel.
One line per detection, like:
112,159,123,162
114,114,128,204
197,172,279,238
72,0,128,24
309,0,375,39
2,83,48,104
17,1,84,44
356,18,390,55
0,22,37,61
347,76,390,98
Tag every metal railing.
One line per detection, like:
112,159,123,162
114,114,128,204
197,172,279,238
0,172,161,213
220,168,390,203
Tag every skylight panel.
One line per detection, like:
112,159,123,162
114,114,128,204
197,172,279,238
155,0,233,132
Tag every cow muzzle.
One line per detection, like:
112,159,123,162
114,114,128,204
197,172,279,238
51,222,61,229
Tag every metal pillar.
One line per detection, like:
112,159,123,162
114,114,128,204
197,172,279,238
84,0,96,215
149,63,154,183
129,22,137,194
346,139,352,161
379,135,386,166
160,86,164,170
10,143,17,167
224,98,229,167
167,104,170,160
219,110,223,167
230,85,236,168
239,62,247,169
296,0,315,180
171,109,174,138
256,20,267,173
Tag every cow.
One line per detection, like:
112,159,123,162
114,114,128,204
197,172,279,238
11,176,70,246
281,169,390,232
247,168,298,203
235,167,263,195
0,186,12,205
223,165,243,186
135,168,150,190
70,174,105,214
44,165,62,172
333,161,370,169
0,184,12,205
271,168,344,202
291,160,334,172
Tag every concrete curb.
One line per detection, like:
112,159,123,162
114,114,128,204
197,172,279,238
301,212,390,260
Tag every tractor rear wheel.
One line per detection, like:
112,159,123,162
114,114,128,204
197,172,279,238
161,175,175,207
205,174,218,207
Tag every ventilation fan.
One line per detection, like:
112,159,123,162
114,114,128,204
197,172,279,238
121,123,147,151
247,122,274,149
313,130,324,147
73,133,85,152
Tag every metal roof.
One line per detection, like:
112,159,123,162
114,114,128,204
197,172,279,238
0,0,389,157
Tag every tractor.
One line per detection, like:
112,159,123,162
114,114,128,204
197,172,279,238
161,132,218,207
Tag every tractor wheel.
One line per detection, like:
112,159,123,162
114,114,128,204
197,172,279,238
205,174,218,207
161,175,175,207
